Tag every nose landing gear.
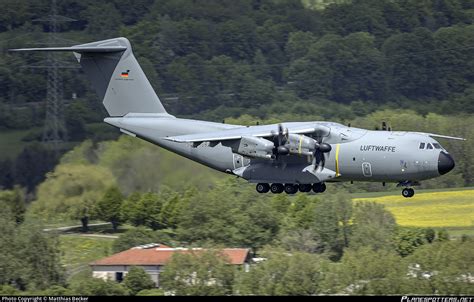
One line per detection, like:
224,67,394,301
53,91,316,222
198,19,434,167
397,181,419,198
402,188,415,198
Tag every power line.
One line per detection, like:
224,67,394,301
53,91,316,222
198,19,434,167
29,0,77,153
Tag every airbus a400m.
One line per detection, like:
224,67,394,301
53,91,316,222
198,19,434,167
11,38,465,198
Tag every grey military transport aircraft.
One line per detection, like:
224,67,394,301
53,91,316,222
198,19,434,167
11,38,466,198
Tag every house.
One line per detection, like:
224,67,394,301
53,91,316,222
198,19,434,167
90,243,251,287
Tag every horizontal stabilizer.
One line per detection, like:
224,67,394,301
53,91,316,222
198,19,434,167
9,46,127,53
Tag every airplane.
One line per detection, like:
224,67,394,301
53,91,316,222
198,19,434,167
11,37,466,198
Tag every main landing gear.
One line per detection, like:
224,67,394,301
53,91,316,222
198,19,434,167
256,183,326,194
402,188,415,198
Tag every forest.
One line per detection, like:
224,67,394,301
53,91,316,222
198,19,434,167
0,0,473,296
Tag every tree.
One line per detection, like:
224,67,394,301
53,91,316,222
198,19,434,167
136,289,165,296
0,208,21,287
404,240,474,295
286,32,385,103
235,249,327,296
393,227,430,257
29,164,116,231
112,227,157,253
121,192,164,230
176,179,279,249
14,143,59,193
16,220,66,290
312,194,352,259
0,159,14,189
69,278,129,296
95,186,124,231
160,249,235,296
0,186,26,224
323,247,407,295
0,208,65,291
382,28,441,100
350,202,397,251
123,266,155,295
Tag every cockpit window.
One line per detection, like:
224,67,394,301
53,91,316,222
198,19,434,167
432,143,442,149
419,143,425,149
427,143,433,149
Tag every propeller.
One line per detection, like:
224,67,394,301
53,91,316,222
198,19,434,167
272,124,289,158
311,137,332,171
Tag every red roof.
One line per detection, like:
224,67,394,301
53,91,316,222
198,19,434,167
90,246,250,266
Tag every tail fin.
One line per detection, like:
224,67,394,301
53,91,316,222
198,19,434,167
10,37,169,117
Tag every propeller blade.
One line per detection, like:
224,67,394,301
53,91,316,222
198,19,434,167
273,124,289,159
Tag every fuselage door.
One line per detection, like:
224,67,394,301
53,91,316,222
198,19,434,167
362,162,372,177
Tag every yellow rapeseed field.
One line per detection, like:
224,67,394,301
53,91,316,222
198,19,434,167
353,190,474,228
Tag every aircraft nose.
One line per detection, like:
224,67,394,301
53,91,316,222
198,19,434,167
438,151,455,175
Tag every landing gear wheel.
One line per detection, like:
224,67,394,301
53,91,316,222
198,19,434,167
284,184,298,194
312,183,326,193
270,183,284,194
298,184,312,192
320,183,326,193
256,183,270,193
402,188,415,198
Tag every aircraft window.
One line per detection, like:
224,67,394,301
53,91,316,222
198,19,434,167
419,143,425,149
432,143,442,149
427,143,433,149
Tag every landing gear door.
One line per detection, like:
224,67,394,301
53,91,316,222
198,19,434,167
362,162,372,177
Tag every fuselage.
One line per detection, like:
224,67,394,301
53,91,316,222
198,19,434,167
105,114,455,185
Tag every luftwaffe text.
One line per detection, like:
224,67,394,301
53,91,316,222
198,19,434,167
360,145,396,152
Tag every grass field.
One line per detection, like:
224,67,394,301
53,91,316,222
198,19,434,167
59,234,114,278
353,189,474,237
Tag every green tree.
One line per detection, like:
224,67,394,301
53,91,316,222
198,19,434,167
382,28,441,99
29,164,116,231
0,209,65,291
404,240,474,295
437,229,450,242
16,220,65,290
14,143,59,192
0,285,20,295
393,227,429,257
160,249,235,296
176,179,279,249
0,159,14,190
235,249,327,296
121,192,164,230
323,247,407,295
136,289,165,296
350,202,397,251
69,278,129,296
112,227,157,253
95,185,124,231
38,285,74,296
0,208,20,287
123,266,155,295
0,186,25,224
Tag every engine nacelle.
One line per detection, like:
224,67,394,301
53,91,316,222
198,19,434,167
223,136,274,159
287,134,317,156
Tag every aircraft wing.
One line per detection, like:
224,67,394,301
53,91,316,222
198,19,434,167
164,123,330,143
418,132,466,141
